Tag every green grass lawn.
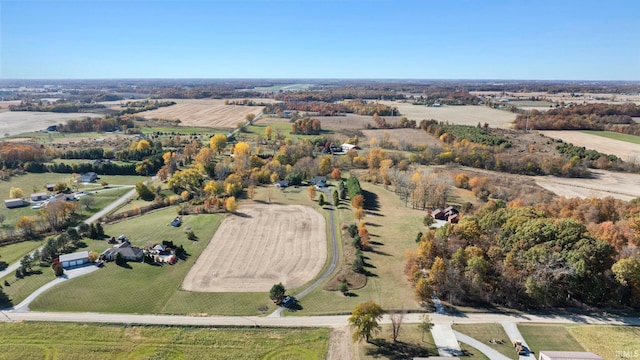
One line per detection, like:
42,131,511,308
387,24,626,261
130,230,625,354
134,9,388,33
568,325,640,360
0,322,329,360
518,323,584,354
452,323,517,359
581,130,640,145
357,323,438,359
0,240,42,265
1,264,56,308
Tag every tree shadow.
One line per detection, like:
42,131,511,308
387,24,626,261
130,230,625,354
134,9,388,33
369,240,384,246
365,222,381,227
367,339,433,359
362,190,381,212
344,292,359,297
234,212,252,218
370,249,392,256
117,262,132,269
286,301,303,312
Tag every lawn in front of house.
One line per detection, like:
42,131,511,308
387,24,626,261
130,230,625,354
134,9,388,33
568,325,640,360
357,323,439,360
29,207,226,314
452,323,517,360
0,322,330,360
518,323,584,354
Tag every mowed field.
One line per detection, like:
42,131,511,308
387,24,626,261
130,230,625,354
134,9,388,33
361,128,441,147
182,203,326,292
380,101,517,129
138,99,274,129
540,130,640,163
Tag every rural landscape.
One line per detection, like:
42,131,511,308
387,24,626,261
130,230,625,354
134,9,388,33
0,78,639,359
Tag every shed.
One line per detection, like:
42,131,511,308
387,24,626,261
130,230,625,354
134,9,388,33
45,183,57,191
30,192,49,201
80,172,98,183
539,352,604,360
5,198,27,209
59,251,90,269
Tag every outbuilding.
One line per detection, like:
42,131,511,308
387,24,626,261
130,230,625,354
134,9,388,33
30,192,49,201
4,198,27,209
59,251,90,269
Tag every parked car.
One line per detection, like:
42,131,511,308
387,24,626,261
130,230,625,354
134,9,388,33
281,296,295,307
31,203,43,210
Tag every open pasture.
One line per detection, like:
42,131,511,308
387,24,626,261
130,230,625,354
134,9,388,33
137,99,273,129
362,128,441,147
540,130,640,163
380,101,517,129
182,203,326,292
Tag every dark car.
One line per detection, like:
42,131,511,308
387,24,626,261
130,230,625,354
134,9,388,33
281,296,295,307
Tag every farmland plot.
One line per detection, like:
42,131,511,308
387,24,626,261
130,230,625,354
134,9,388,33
541,130,640,163
379,101,517,129
137,99,274,129
182,203,326,292
0,111,101,138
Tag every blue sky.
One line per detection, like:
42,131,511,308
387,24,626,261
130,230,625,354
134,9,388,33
1,0,639,80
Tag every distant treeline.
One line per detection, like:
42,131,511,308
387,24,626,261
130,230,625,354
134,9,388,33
9,101,106,113
514,103,640,131
58,117,134,133
264,100,398,117
119,100,176,115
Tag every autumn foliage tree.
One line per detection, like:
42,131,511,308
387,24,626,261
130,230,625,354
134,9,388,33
349,301,384,343
330,168,342,180
225,196,238,213
210,134,228,155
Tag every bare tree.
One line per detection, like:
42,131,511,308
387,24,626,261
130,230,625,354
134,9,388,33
389,307,406,342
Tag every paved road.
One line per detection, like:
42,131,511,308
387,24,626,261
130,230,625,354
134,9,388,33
431,323,463,356
82,186,136,224
4,310,639,328
268,187,339,317
502,321,536,360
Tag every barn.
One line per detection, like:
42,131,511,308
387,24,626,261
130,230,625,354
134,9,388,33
4,198,27,209
59,251,90,269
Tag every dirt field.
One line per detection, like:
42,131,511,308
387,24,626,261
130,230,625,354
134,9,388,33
0,111,100,138
138,99,274,129
361,128,441,147
380,101,517,129
540,130,640,163
534,169,640,201
182,203,326,292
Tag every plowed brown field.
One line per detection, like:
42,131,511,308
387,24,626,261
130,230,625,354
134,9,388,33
138,99,274,129
182,203,326,292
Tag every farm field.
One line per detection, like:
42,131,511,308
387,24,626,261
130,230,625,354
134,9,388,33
534,169,640,201
362,128,441,147
137,99,273,129
540,130,640,163
0,322,330,360
379,101,518,129
580,130,640,145
182,204,326,292
470,91,640,106
0,111,102,139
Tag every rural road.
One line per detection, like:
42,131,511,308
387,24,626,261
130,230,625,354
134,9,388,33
3,310,639,328
268,186,339,317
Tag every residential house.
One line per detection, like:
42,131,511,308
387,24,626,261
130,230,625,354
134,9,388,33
80,172,98,183
48,193,77,204
274,180,289,188
100,241,144,262
310,176,327,187
4,198,27,209
341,143,359,152
59,251,90,269
539,352,604,360
30,192,49,202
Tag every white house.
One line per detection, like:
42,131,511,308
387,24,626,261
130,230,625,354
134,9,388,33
59,251,90,269
341,143,358,152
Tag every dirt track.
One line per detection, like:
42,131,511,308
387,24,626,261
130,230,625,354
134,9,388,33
182,203,326,292
138,99,273,129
